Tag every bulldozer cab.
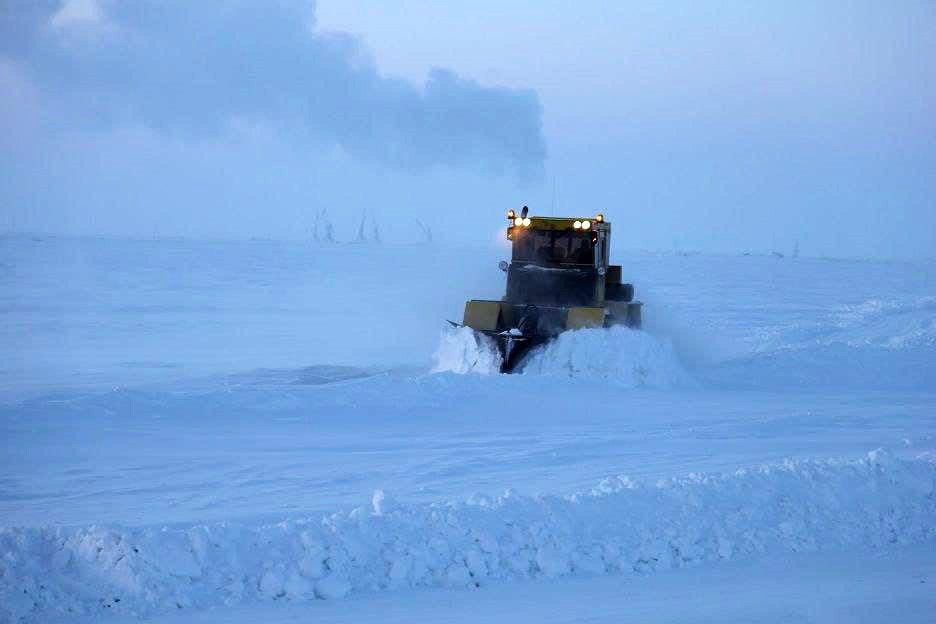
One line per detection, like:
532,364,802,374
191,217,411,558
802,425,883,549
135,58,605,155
458,207,640,372
506,214,610,307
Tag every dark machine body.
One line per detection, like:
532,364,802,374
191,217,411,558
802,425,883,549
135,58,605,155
458,208,641,372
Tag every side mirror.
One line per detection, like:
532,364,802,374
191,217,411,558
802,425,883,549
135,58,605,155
498,260,509,272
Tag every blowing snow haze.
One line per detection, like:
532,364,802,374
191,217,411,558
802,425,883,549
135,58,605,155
1,1,935,258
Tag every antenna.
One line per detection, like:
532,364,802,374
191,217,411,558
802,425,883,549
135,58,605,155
551,176,556,216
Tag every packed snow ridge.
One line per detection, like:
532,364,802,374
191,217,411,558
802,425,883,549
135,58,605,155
433,325,692,386
3,451,935,623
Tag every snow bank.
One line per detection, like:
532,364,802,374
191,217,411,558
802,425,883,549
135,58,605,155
522,326,693,387
431,326,501,374
432,325,692,387
3,451,935,623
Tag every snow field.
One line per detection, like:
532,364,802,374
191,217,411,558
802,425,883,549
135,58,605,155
3,238,935,622
2,450,934,623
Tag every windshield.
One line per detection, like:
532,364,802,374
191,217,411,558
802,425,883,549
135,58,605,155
512,230,594,265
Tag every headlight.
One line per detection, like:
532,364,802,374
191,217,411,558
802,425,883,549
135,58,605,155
582,220,591,230
595,213,604,223
573,220,582,229
507,209,516,219
523,217,532,227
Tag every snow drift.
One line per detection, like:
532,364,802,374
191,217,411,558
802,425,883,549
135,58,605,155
432,325,692,387
750,296,936,354
712,296,936,391
2,451,934,623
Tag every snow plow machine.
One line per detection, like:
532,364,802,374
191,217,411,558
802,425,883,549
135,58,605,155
454,206,642,373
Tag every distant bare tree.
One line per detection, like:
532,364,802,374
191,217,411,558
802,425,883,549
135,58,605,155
312,208,324,242
371,213,382,244
355,208,367,243
316,208,334,243
415,219,432,243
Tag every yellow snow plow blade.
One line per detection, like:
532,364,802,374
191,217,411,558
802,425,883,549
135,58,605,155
566,306,604,330
463,300,502,331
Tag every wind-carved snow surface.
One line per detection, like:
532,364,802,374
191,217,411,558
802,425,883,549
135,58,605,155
829,296,936,349
2,451,934,623
715,296,936,391
432,326,692,387
752,296,936,354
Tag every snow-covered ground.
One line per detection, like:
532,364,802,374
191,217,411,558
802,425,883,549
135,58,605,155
1,235,935,623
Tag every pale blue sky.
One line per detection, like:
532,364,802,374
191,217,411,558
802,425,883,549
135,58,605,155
1,1,934,258
318,1,936,258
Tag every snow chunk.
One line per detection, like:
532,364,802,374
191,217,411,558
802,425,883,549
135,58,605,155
371,490,399,516
432,326,501,375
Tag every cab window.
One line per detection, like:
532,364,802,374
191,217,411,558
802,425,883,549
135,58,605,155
513,230,594,265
